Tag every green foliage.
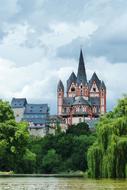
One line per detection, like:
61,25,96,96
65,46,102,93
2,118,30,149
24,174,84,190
0,100,14,122
66,122,90,136
0,99,36,173
0,120,30,172
55,121,61,134
26,122,95,174
88,96,127,178
0,99,96,174
42,149,62,173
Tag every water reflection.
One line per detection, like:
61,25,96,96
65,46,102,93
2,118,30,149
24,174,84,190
0,177,127,190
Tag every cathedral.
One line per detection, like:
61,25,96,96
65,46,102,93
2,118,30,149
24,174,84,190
57,50,106,125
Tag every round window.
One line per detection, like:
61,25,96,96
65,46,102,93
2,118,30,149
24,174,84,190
71,87,75,92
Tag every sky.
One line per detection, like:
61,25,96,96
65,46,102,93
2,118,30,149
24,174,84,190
0,0,127,113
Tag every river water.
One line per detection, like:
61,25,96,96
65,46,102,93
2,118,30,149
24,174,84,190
0,177,127,190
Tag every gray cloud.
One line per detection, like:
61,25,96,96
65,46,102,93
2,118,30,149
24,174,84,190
0,0,126,113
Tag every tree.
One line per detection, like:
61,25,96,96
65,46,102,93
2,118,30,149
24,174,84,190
87,96,127,178
0,100,14,122
0,120,32,173
66,122,90,136
42,149,61,173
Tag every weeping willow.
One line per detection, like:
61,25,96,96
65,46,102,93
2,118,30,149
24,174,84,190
88,95,127,178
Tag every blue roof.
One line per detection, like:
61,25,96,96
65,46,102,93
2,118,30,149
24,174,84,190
73,96,91,106
57,80,64,91
63,97,75,106
11,98,27,108
24,104,48,114
77,50,87,85
89,72,101,89
89,97,100,106
67,72,77,91
23,118,48,125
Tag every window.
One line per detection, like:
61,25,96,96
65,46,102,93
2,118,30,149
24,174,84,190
79,106,82,112
93,88,96,92
71,87,75,92
64,108,67,113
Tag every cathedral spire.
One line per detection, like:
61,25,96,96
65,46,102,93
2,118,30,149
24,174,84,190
77,49,87,85
57,80,64,92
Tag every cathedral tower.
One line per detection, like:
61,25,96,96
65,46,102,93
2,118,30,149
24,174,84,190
57,80,64,115
57,49,106,125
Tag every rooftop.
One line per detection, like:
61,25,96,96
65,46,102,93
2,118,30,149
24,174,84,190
11,98,27,108
24,104,49,114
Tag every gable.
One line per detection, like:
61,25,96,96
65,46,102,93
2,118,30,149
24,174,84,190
90,82,99,93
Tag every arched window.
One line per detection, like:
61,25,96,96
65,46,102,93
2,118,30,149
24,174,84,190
71,87,75,92
79,106,82,112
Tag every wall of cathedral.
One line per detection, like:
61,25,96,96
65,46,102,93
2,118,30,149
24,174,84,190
67,83,89,98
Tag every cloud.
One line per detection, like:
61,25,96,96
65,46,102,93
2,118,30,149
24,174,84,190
0,55,126,113
0,0,126,114
0,0,19,22
39,21,97,52
0,23,46,65
0,56,77,113
86,56,127,110
56,1,127,63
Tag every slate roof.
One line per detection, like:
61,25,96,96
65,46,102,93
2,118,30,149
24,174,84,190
89,97,100,106
62,96,101,108
89,72,101,89
63,97,75,106
73,96,91,106
24,104,49,114
23,118,48,125
49,115,64,123
57,80,64,91
11,98,27,108
100,81,106,90
67,72,77,91
77,49,87,85
63,96,100,107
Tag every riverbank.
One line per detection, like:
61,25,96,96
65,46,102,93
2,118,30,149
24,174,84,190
0,173,84,178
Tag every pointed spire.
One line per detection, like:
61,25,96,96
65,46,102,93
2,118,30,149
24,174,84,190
57,80,64,91
89,72,101,89
77,49,87,85
67,72,77,91
101,81,106,90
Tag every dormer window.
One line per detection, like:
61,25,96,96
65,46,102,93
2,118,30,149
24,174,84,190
71,87,75,92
